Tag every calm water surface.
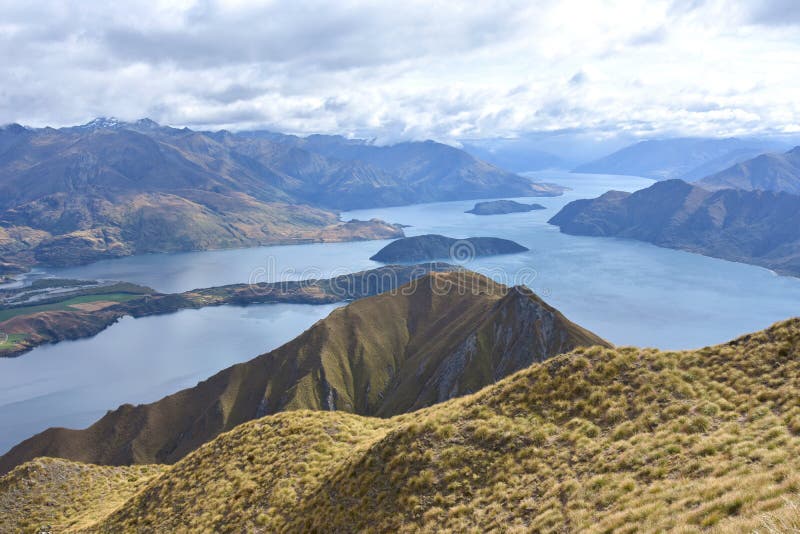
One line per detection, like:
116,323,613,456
2,171,800,452
0,303,340,453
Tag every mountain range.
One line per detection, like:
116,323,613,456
698,146,800,194
0,270,607,475
549,179,800,276
457,131,647,171
3,314,800,532
573,137,786,181
0,119,562,271
460,139,565,172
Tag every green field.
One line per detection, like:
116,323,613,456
0,293,145,323
0,333,28,349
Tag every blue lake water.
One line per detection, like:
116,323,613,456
2,170,800,453
0,303,341,453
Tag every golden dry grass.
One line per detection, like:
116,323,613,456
0,458,163,533
4,318,800,532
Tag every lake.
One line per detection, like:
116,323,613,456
0,303,341,453
2,170,800,453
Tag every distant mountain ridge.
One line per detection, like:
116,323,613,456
698,146,800,194
0,270,607,474
0,118,563,270
549,179,800,276
459,140,565,172
231,130,564,208
573,137,786,181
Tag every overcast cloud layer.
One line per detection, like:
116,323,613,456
1,0,798,142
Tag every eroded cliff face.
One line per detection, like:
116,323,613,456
413,285,608,409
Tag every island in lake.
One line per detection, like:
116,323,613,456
465,199,546,215
370,234,528,262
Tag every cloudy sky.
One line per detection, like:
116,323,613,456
1,0,799,143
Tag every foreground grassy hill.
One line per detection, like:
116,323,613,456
0,270,606,474
0,458,163,533
3,318,800,532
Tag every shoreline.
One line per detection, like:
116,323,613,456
0,263,459,358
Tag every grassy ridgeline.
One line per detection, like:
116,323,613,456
2,318,800,532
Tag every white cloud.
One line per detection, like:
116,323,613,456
0,0,797,143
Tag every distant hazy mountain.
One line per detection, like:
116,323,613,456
0,270,607,473
0,119,562,270
457,131,643,172
697,146,800,194
573,137,785,181
236,132,565,208
459,140,564,172
549,179,800,276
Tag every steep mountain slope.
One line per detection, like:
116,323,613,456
0,119,563,270
0,122,405,270
549,179,800,276
238,132,565,208
573,137,784,181
0,270,607,474
698,146,800,194
5,318,800,532
677,147,783,182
